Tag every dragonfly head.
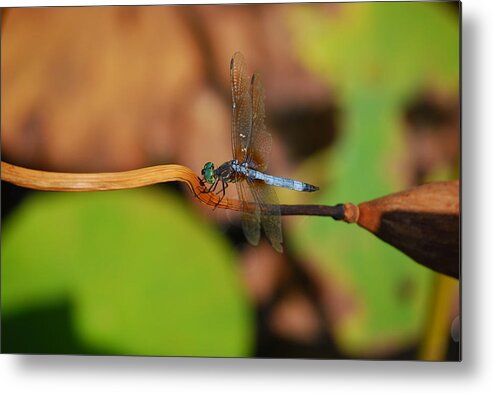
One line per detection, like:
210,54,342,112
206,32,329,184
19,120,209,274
201,162,216,184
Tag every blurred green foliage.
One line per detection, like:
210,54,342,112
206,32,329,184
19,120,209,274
287,2,458,355
2,188,253,356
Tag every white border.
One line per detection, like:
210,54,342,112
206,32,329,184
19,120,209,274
2,0,491,392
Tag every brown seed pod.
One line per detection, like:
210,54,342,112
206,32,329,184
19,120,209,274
355,181,460,279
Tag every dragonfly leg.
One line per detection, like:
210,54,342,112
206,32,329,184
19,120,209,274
215,180,229,195
209,178,221,194
200,178,219,195
213,179,228,210
198,173,221,195
198,176,211,195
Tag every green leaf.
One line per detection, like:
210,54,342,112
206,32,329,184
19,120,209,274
2,188,253,356
286,2,458,355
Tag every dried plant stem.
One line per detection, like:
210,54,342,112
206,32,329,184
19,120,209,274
1,161,347,220
1,161,459,278
419,274,459,360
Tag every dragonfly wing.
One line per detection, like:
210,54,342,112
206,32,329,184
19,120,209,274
236,180,261,246
249,72,272,172
231,54,281,252
231,52,252,163
249,180,283,253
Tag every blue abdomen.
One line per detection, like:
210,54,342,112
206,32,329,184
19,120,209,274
250,169,318,192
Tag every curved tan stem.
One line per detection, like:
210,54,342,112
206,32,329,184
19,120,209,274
1,161,346,218
1,161,241,211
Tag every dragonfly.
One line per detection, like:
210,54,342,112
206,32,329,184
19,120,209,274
201,52,319,252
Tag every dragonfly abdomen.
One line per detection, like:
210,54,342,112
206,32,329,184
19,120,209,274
249,169,318,192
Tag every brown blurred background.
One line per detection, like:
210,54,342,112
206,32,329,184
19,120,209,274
2,6,337,174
